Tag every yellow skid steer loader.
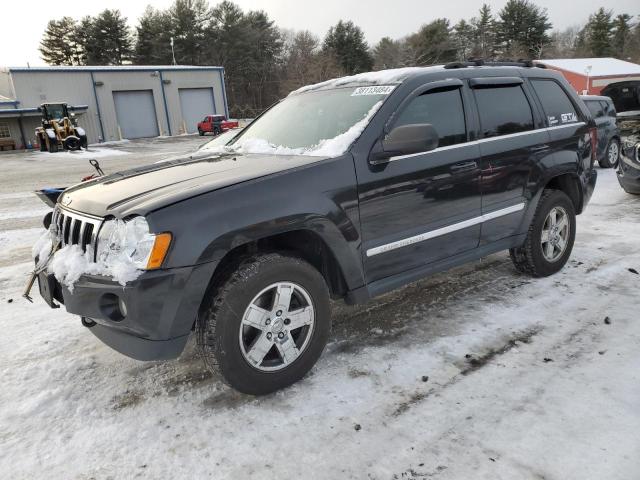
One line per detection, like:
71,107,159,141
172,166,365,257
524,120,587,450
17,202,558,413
35,103,88,153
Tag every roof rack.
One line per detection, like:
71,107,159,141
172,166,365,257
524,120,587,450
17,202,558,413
444,59,546,69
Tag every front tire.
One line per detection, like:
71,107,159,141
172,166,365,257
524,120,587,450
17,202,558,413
198,128,204,136
599,138,620,168
509,189,576,277
197,253,331,395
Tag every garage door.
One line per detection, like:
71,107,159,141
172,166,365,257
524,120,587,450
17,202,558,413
179,88,216,133
112,90,159,139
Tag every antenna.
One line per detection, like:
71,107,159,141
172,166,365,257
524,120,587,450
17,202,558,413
170,37,177,66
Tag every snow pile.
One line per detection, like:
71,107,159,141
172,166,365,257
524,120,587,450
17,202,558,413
290,66,431,95
33,148,130,159
215,101,383,158
47,245,141,291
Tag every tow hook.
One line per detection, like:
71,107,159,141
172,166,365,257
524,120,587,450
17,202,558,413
81,317,96,328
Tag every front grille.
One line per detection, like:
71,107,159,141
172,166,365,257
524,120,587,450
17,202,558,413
52,206,103,257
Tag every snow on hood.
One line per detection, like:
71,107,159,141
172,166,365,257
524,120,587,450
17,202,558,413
213,100,383,158
289,67,432,96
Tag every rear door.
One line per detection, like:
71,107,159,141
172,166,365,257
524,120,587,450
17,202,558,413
529,78,591,177
357,81,482,283
470,77,547,244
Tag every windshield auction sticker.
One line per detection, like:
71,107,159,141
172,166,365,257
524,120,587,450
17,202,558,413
351,85,396,96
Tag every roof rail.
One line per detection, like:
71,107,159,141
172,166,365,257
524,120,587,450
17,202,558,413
444,59,546,69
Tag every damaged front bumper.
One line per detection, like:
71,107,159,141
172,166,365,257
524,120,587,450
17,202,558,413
36,261,217,361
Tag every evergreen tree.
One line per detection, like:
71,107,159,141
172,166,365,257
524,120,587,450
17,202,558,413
135,7,174,65
169,0,211,65
322,20,373,75
39,17,85,65
583,8,613,57
453,19,475,61
372,37,405,69
83,10,133,65
407,19,457,65
497,0,552,58
471,4,498,59
612,13,634,59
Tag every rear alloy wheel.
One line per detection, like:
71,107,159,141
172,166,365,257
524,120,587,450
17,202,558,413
197,253,331,395
510,189,576,277
600,139,620,168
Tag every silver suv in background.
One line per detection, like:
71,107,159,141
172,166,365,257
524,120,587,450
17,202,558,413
580,95,620,168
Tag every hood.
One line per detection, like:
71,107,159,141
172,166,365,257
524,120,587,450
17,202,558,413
59,150,328,218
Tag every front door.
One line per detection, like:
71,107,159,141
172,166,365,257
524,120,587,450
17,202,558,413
356,85,482,283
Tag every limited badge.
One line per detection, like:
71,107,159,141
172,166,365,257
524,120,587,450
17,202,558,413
351,85,396,96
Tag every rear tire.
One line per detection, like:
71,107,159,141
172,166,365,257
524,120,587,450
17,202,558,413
599,138,620,168
197,253,331,395
48,140,58,153
509,189,576,277
38,135,47,152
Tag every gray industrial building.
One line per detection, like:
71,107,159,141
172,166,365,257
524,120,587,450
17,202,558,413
0,65,229,149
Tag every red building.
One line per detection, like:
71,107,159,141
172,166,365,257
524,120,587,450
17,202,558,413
538,58,640,95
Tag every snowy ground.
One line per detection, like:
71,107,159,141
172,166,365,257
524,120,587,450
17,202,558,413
0,140,639,479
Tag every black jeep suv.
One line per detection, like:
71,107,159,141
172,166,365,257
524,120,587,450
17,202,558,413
34,62,597,394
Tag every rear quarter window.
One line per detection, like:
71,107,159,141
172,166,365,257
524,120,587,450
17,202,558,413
474,85,534,138
531,79,579,126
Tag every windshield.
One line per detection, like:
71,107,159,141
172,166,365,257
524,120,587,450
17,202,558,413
222,86,394,157
45,104,67,120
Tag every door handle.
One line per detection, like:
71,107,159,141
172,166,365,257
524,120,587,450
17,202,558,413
450,161,477,172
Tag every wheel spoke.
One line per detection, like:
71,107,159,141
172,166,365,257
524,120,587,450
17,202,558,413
243,304,270,330
273,284,294,313
556,216,568,233
246,332,273,366
549,209,557,226
286,307,313,330
557,237,566,252
541,229,551,243
276,335,300,364
544,241,554,259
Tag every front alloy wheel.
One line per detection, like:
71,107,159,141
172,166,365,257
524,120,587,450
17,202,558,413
197,253,331,395
239,282,315,371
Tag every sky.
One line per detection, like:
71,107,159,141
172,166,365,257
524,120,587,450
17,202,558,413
2,0,639,66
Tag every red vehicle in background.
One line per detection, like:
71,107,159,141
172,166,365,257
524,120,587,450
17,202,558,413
197,115,239,136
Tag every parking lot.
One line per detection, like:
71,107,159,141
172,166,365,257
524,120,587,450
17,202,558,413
1,137,639,479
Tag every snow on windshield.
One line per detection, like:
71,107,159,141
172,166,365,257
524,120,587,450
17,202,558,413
211,99,383,158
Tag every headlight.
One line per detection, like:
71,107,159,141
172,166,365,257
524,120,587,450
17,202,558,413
96,216,172,270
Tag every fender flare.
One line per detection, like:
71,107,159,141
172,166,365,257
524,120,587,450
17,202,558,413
45,128,57,140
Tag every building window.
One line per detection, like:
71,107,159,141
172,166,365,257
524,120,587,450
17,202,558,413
0,122,11,138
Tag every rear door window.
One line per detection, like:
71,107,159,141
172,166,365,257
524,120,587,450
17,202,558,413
585,100,604,118
531,79,579,126
474,85,534,138
395,88,467,147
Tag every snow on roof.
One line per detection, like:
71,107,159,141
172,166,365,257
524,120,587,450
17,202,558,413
539,58,640,77
290,66,442,95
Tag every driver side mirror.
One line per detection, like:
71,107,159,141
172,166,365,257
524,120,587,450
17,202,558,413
375,124,439,163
